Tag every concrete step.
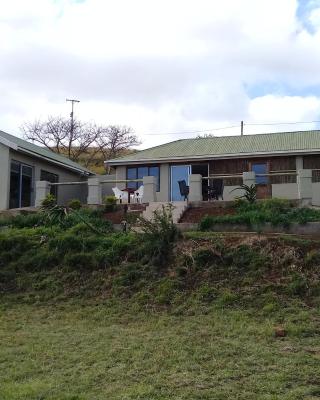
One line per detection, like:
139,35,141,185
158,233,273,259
142,201,188,223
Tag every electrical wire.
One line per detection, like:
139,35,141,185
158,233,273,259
140,119,320,136
143,124,239,136
245,120,320,126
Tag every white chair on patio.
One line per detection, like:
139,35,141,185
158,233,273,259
133,185,144,203
112,187,128,203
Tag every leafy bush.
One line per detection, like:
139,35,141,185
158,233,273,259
199,198,320,230
0,213,45,229
138,204,179,268
67,199,82,210
103,196,118,212
231,184,257,204
41,193,57,209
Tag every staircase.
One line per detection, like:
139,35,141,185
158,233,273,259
142,201,188,224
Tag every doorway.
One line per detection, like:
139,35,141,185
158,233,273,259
9,161,33,208
170,165,191,201
250,161,270,199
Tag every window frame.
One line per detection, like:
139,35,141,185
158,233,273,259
9,160,34,209
126,165,160,192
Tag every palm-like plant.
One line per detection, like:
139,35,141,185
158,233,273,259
231,184,257,204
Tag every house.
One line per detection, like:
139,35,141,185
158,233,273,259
107,130,320,205
0,130,93,210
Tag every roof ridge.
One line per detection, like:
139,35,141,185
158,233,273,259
179,129,320,141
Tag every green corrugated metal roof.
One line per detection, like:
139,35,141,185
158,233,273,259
108,130,320,164
0,130,93,175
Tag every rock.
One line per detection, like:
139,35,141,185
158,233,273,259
274,326,286,337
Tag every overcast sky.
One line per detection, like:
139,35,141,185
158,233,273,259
1,0,320,148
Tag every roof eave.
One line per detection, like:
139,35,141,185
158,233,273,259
0,136,18,150
17,147,93,176
106,148,320,166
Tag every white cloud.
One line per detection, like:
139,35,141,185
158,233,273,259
1,0,320,149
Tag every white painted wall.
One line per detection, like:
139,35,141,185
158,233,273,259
272,183,299,199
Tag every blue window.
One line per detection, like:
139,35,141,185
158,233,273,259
127,168,137,189
252,163,268,184
126,166,160,191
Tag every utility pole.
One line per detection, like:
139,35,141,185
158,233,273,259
241,120,244,136
66,98,80,158
66,98,80,138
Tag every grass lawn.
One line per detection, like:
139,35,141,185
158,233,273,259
1,301,320,400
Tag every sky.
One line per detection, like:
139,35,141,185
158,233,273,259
1,0,320,149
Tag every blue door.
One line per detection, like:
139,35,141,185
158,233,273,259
170,165,191,201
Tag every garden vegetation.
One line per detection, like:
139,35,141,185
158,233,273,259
1,199,320,398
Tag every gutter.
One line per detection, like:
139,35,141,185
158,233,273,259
106,149,320,166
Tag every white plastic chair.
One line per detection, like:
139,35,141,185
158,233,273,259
112,187,128,203
133,185,144,203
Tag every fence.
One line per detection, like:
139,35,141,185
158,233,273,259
35,169,315,207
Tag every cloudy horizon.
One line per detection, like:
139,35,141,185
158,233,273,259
1,0,320,149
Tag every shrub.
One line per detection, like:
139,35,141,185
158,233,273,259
139,204,179,268
103,196,118,212
67,199,82,210
0,213,45,229
231,184,257,204
41,193,57,209
199,198,320,230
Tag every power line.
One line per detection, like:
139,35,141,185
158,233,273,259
143,124,239,136
245,120,320,126
141,119,320,136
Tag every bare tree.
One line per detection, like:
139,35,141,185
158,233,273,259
21,116,140,168
97,125,140,160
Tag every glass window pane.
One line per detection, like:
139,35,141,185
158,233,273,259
21,166,33,207
252,163,268,184
137,167,148,180
9,162,21,209
127,168,137,189
170,165,190,201
149,166,160,191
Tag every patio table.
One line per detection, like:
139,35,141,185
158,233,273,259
122,187,136,203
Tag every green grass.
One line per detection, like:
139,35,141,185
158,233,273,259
1,210,320,399
1,301,320,400
199,198,320,230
